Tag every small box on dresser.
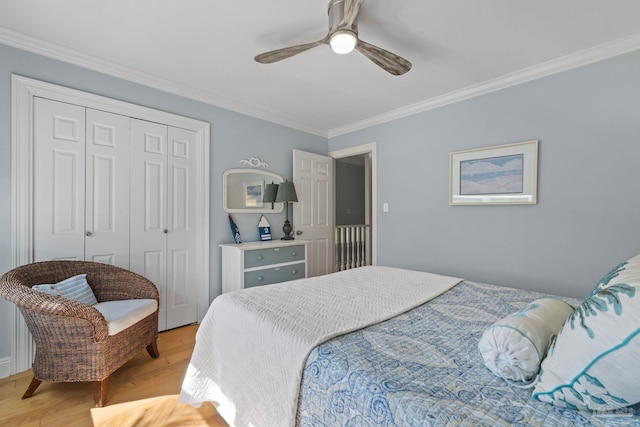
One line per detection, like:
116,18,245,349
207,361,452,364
220,240,310,293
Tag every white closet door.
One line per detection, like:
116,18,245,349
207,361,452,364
165,127,199,328
33,97,86,261
85,109,131,268
130,119,168,330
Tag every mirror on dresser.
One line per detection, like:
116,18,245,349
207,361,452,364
223,168,284,213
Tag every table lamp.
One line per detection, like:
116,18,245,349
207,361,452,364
274,180,298,240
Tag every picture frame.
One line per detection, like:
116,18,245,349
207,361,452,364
243,180,264,208
449,140,538,205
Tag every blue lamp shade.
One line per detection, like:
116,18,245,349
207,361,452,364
263,182,279,204
275,181,298,203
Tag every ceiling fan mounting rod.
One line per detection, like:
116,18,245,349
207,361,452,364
328,0,358,35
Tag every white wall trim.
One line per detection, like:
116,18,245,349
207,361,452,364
10,75,210,375
329,142,377,266
328,32,640,137
0,27,325,138
3,27,640,139
0,357,11,379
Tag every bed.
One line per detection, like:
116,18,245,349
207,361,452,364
179,265,640,427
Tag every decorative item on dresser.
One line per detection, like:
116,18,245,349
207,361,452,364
220,240,310,293
263,180,299,240
258,215,272,241
275,180,299,240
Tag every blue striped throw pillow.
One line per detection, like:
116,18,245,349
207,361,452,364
33,273,98,305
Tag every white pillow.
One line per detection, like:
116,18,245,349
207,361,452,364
478,298,573,382
33,273,98,305
533,253,640,410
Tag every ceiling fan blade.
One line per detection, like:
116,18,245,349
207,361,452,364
341,0,364,27
255,38,328,64
355,39,412,76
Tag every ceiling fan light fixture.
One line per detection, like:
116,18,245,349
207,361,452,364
330,30,357,54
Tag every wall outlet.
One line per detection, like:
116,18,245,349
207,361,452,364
383,203,389,212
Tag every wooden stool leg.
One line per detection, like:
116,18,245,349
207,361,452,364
93,378,108,407
22,377,42,399
146,339,160,358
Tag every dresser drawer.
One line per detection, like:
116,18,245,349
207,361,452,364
244,262,306,288
244,244,305,269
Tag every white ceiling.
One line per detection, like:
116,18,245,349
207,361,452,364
2,0,640,137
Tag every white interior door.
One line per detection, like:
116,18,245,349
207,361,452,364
130,119,168,330
85,109,131,268
33,97,86,261
293,150,334,277
165,126,199,329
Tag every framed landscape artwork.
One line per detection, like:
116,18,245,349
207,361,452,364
449,140,538,205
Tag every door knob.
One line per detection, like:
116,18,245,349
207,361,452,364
296,230,303,235
164,229,169,234
85,231,92,237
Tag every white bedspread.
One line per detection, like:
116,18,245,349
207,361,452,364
179,266,461,427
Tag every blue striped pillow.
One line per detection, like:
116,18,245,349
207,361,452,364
33,273,98,305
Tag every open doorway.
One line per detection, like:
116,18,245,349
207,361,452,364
330,143,377,270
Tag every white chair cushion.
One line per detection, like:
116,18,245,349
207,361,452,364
93,299,158,336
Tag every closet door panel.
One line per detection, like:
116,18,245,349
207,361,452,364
166,127,199,329
130,119,168,331
85,109,131,268
33,97,86,261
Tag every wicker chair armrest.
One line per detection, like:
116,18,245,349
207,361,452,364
0,280,109,341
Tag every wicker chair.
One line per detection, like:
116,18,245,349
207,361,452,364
0,261,160,407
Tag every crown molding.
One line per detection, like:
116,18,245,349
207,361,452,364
328,32,640,138
0,27,326,137
3,27,639,140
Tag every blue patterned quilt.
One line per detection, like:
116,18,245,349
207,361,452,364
296,281,640,426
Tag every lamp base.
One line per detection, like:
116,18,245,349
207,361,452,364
282,219,294,240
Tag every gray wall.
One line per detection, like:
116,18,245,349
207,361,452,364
329,50,640,299
335,160,366,225
0,43,327,359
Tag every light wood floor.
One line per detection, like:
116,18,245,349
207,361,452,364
0,324,229,427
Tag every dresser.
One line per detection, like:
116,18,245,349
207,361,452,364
220,240,310,293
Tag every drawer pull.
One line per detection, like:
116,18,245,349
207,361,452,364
291,251,297,256
257,276,264,282
257,255,263,260
291,270,297,275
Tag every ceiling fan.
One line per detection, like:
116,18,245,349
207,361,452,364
254,0,412,76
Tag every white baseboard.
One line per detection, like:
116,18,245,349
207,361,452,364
0,357,11,379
